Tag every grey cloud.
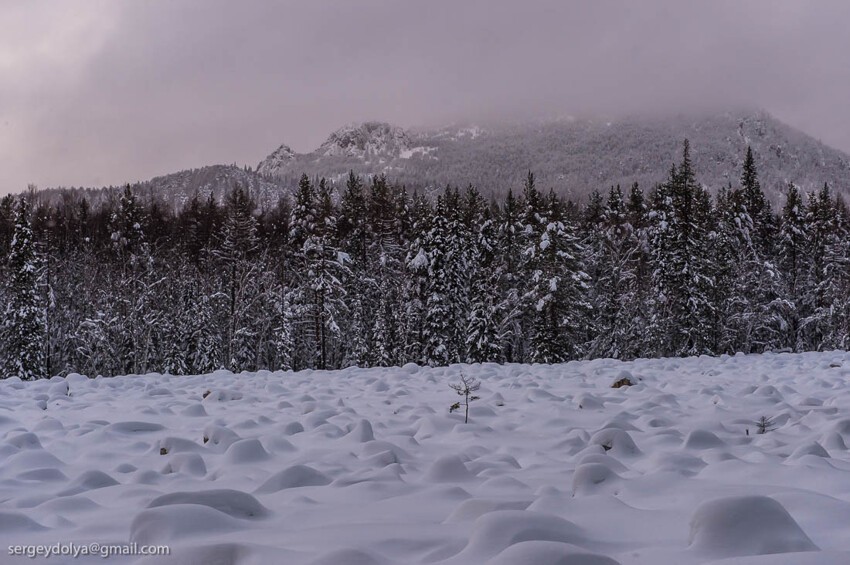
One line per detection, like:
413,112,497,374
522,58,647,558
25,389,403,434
2,0,849,193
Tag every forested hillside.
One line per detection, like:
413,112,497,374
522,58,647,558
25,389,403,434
258,110,850,203
1,142,849,379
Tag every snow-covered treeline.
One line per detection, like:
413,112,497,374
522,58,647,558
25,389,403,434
1,142,849,379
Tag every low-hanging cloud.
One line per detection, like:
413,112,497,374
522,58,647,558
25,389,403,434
2,0,849,193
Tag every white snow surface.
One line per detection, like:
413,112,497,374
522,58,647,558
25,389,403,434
3,352,850,564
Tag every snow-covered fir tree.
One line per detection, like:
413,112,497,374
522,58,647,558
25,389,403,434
496,188,525,362
401,189,432,365
305,178,349,369
465,196,505,363
422,191,469,366
338,171,372,367
218,184,260,371
775,183,807,350
525,191,591,363
2,197,46,380
720,149,784,353
589,185,641,359
800,184,847,350
649,141,715,356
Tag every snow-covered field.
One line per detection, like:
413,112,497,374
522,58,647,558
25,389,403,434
3,352,850,564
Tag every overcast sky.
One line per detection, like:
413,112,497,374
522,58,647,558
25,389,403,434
2,0,849,194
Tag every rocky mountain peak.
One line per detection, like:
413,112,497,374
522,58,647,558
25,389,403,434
257,144,296,176
318,121,411,158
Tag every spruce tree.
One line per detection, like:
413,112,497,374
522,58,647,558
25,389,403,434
365,174,405,366
620,182,652,358
649,141,715,356
218,184,260,371
307,178,349,369
722,149,783,352
338,171,368,264
740,146,773,254
465,204,504,363
776,183,807,350
422,193,468,366
496,189,525,362
401,190,432,365
3,197,46,380
336,171,372,366
517,172,548,360
526,191,590,363
590,185,635,358
800,184,848,349
647,174,676,355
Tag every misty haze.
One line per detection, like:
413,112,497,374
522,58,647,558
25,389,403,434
2,2,850,565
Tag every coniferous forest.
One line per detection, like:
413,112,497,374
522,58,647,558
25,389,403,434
1,141,849,380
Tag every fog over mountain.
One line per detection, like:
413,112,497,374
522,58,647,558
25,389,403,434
35,108,844,211
3,1,850,194
256,109,850,205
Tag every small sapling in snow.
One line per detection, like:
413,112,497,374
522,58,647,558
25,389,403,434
756,415,775,434
449,373,481,424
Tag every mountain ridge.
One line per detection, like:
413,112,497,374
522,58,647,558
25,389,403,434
256,109,850,204
33,109,850,208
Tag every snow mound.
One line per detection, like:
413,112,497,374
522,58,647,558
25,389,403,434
5,449,64,470
347,419,375,442
308,548,391,565
457,510,587,561
575,393,604,410
589,428,640,457
156,436,207,454
360,440,408,461
180,403,208,417
147,489,269,519
254,465,331,493
822,432,847,450
203,424,241,448
6,431,43,449
65,372,89,386
577,453,629,473
488,541,621,565
361,449,398,468
445,498,531,523
56,470,119,496
203,389,243,402
689,495,819,557
684,429,726,449
282,421,305,435
0,414,19,428
425,455,476,482
225,438,271,463
264,436,297,453
130,504,247,545
106,421,166,434
572,463,623,496
789,441,830,459
16,467,68,482
830,418,850,436
37,494,100,513
161,453,207,476
702,550,850,564
0,512,47,532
